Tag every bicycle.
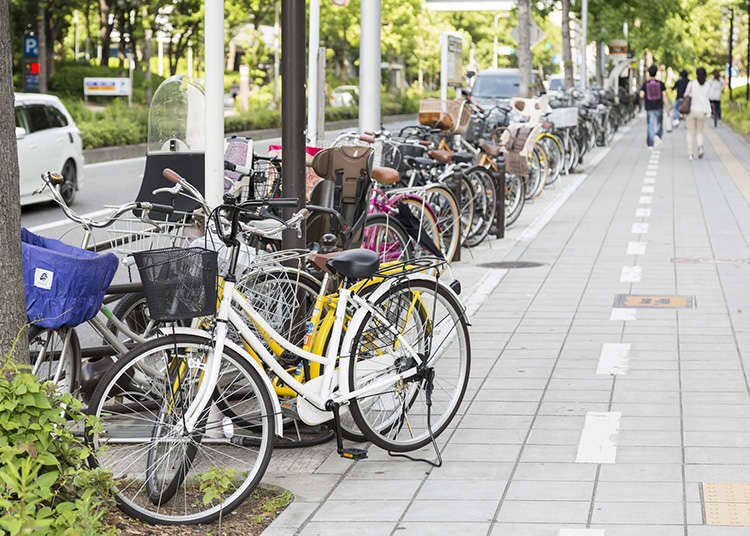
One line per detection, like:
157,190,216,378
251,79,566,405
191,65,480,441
85,170,471,525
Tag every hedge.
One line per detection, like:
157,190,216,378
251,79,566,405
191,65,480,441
49,62,165,105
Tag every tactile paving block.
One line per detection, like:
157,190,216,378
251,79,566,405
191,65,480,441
612,294,695,309
702,483,750,526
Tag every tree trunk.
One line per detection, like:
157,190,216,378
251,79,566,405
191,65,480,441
99,0,112,66
37,3,47,92
0,0,29,360
517,0,532,98
595,40,603,86
561,0,574,88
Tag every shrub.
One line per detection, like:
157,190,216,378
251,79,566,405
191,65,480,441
0,355,115,535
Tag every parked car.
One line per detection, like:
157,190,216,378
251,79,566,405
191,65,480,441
15,93,84,206
546,75,581,92
329,85,359,108
469,68,545,106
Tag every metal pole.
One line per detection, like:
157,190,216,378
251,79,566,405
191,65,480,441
493,13,502,69
581,0,588,89
359,0,381,132
307,0,320,145
204,0,224,209
273,0,280,106
440,33,448,101
281,0,305,248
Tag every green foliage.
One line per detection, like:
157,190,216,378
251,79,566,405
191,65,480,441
723,89,750,137
198,467,237,507
49,62,165,105
0,359,115,535
263,489,292,513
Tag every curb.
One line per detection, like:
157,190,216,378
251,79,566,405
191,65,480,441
82,113,417,164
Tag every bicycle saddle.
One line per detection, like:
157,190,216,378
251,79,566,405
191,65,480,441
372,166,400,186
480,142,501,157
428,149,452,164
326,248,380,280
451,152,474,164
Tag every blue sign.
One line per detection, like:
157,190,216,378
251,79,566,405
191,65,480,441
23,35,39,58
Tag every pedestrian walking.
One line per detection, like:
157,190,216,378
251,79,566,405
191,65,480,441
683,67,711,160
640,64,666,148
707,70,724,128
672,69,689,128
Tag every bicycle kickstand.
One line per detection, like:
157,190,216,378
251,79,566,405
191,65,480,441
327,401,368,460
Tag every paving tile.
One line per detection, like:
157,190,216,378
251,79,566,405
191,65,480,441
299,522,394,536
416,478,506,500
402,499,499,522
489,524,588,536
505,480,594,501
327,479,422,501
312,500,409,522
393,522,491,535
496,500,590,523
590,501,684,524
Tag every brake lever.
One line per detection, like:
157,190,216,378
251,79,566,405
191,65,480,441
152,185,182,196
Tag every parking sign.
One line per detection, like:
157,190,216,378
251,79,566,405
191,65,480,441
23,34,39,58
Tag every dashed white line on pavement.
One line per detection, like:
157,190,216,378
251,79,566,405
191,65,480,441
627,241,647,255
635,207,651,218
639,196,653,204
641,185,655,193
632,222,649,234
575,411,621,464
645,169,658,177
643,177,656,184
620,265,642,282
596,343,631,375
611,308,637,321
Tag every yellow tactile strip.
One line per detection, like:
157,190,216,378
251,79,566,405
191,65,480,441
613,294,695,308
704,128,750,206
702,483,750,526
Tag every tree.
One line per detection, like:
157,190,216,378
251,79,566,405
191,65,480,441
517,0,532,97
0,0,28,358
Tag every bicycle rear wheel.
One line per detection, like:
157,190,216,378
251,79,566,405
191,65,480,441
363,213,413,262
29,326,80,394
504,173,526,228
423,184,460,263
87,333,275,525
347,277,470,452
538,133,564,186
464,166,496,248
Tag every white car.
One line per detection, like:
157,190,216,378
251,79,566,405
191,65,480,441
15,93,84,206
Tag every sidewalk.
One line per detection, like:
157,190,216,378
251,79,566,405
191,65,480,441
263,117,750,536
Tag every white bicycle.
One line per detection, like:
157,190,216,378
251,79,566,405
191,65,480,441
86,169,471,525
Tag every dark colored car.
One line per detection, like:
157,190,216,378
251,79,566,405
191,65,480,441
469,68,545,106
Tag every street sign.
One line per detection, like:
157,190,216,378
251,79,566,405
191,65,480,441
510,20,545,48
23,34,39,58
83,77,132,97
440,33,463,101
497,45,515,56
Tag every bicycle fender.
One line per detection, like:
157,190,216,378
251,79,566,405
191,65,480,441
157,326,285,438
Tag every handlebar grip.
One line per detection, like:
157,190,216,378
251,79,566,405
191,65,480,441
363,130,375,136
359,134,376,144
148,203,176,214
238,197,299,210
162,168,182,184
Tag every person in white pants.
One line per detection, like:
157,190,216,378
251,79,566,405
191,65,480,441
684,67,711,160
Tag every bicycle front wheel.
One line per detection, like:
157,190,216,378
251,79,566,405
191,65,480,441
347,277,470,452
87,333,275,525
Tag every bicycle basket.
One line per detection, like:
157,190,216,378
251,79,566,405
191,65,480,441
133,247,218,321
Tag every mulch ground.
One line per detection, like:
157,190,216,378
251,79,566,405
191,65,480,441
106,486,292,535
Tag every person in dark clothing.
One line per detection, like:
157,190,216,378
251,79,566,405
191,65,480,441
672,69,689,127
640,64,667,148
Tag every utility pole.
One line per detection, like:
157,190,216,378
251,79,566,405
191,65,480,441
37,4,47,93
281,0,305,248
517,0,531,98
204,0,224,209
307,0,320,145
359,0,381,132
273,0,280,107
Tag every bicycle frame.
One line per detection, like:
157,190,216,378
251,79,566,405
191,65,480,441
181,269,426,434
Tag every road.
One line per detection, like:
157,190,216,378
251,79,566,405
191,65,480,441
20,119,415,237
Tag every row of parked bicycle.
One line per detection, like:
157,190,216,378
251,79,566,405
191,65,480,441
20,77,637,526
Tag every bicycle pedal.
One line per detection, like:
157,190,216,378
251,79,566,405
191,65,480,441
340,447,368,460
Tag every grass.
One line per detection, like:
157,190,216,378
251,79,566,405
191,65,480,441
722,86,750,138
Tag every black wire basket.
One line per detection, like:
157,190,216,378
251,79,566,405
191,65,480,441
133,247,218,321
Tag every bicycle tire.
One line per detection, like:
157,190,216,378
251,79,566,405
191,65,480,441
504,173,526,228
525,146,547,200
422,184,461,263
363,213,414,262
464,166,496,248
538,133,565,186
29,326,80,394
347,277,470,452
87,333,275,525
394,196,443,259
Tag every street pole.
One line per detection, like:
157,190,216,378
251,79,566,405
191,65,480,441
307,0,320,145
493,13,503,69
359,0,381,133
729,8,734,101
204,0,224,209
273,0,280,107
281,0,305,248
581,0,588,89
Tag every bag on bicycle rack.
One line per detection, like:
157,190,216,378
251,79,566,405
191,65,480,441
133,247,218,321
21,228,118,329
503,125,534,176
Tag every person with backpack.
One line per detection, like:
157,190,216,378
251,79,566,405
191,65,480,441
672,69,689,128
683,67,712,160
640,64,666,148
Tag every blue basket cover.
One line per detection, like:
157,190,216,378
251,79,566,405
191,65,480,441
21,228,119,329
